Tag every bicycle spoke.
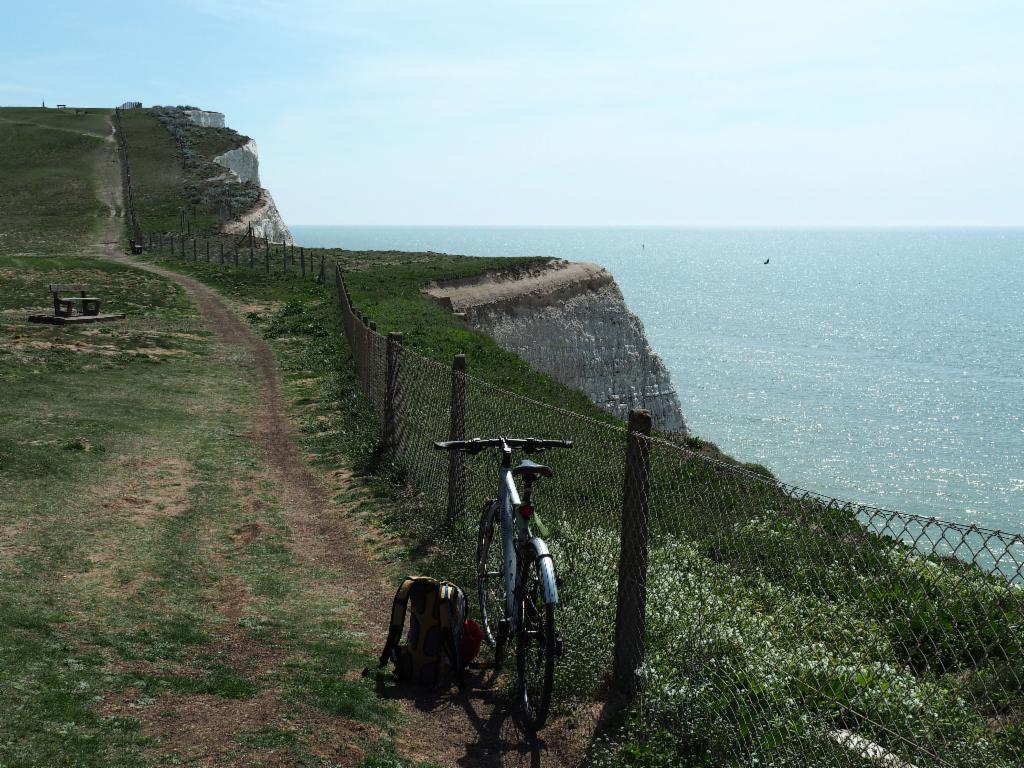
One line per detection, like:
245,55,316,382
516,557,557,730
477,501,507,658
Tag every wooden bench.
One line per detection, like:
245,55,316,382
49,283,102,318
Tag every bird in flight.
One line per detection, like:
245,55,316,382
763,258,770,265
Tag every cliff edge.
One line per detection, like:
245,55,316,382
151,106,292,244
425,260,687,433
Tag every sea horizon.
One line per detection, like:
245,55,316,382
293,224,1024,534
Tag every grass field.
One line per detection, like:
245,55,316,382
0,253,425,766
0,107,112,255
0,113,442,767
117,110,193,236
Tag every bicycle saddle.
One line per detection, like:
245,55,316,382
512,459,552,479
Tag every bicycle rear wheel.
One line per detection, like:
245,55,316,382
476,500,507,662
516,555,557,731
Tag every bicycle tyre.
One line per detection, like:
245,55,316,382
516,555,557,731
476,500,508,662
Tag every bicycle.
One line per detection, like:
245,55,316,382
434,436,572,730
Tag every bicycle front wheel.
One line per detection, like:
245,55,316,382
476,500,507,662
516,555,557,731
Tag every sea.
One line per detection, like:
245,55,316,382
292,226,1024,534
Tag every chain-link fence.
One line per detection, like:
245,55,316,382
138,221,1024,766
333,267,1024,767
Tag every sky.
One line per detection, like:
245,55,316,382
3,1,1022,226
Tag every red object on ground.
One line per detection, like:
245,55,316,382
461,619,484,662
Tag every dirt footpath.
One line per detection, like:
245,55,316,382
95,131,587,768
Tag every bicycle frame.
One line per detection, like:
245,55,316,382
497,463,559,635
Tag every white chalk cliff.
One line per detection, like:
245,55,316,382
213,137,293,244
214,139,260,185
185,109,225,128
425,261,687,433
222,189,293,245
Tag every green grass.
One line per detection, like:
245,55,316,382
117,110,192,235
144,243,1024,768
0,106,113,138
0,248,416,764
0,107,110,255
191,125,248,160
338,251,623,418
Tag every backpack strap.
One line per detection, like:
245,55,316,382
437,582,464,689
379,576,424,668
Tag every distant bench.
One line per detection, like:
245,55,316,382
27,283,123,326
49,283,102,318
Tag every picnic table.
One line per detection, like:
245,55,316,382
50,283,101,318
27,283,124,325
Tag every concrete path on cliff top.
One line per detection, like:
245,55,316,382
96,120,588,768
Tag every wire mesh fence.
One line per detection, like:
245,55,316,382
139,226,1024,766
332,268,1024,767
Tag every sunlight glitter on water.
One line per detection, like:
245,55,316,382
294,226,1024,532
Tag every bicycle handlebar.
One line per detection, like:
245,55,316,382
433,437,573,454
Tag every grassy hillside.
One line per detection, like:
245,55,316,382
117,109,191,235
0,107,111,255
120,108,259,237
0,114,441,767
111,104,1024,768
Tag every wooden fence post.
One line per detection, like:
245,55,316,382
384,332,403,456
249,228,254,268
300,248,306,278
180,235,186,258
192,239,197,261
206,240,210,262
611,409,652,699
447,354,467,524
318,256,325,283
264,239,269,273
219,242,224,264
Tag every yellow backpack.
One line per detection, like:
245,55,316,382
377,576,467,690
